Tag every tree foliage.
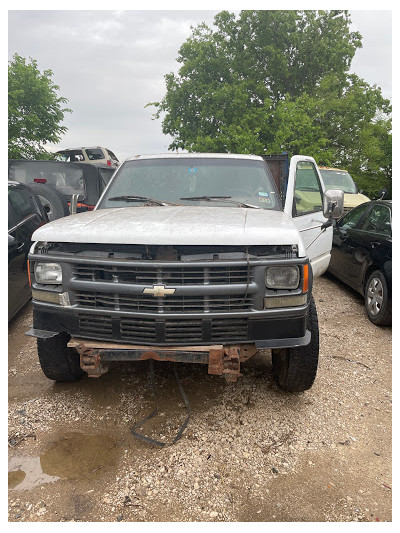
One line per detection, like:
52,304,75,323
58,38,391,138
149,10,391,197
8,54,71,159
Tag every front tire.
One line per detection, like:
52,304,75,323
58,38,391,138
37,332,84,382
364,270,391,326
272,295,319,392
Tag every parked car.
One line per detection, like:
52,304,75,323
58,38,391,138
55,146,119,168
8,181,48,320
319,167,370,213
328,200,392,326
8,160,115,221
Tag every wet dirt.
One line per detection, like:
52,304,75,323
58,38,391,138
8,276,392,522
9,432,120,491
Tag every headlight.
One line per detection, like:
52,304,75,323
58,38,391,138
34,262,62,284
265,266,299,289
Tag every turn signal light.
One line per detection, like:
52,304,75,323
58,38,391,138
27,260,31,287
302,264,309,293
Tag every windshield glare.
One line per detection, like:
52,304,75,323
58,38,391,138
319,169,357,194
98,158,280,210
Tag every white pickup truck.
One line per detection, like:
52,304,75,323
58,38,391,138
27,153,343,392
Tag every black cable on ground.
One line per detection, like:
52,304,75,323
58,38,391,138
130,360,191,447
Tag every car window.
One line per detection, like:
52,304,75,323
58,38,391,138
9,161,86,198
86,148,105,161
107,149,118,160
57,150,84,162
319,169,357,193
8,187,35,225
8,203,17,230
293,162,323,216
338,203,370,229
360,205,391,235
98,167,115,187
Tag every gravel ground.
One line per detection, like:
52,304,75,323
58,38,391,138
8,274,392,522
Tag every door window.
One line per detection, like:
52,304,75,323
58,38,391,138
8,204,16,230
293,162,323,216
360,205,391,235
8,187,35,224
338,203,370,229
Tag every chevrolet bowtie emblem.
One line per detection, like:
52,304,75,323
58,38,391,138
143,285,176,297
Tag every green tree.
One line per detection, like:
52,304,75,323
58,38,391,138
149,10,391,196
8,54,71,159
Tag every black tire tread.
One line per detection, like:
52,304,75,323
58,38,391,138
37,333,84,382
28,182,69,221
272,295,319,392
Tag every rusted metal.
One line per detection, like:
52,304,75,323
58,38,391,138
76,346,109,378
68,337,259,380
223,346,241,382
239,344,259,362
208,349,225,375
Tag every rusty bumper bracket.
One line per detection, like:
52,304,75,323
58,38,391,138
68,338,258,381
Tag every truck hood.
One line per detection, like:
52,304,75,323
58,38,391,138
343,192,370,208
32,206,303,249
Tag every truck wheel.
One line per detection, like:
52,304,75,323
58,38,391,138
364,270,391,326
37,333,84,382
28,183,69,221
272,295,319,392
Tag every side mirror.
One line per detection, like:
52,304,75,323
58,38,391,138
8,234,18,254
323,189,344,219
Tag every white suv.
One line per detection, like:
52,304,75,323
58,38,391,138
56,146,119,168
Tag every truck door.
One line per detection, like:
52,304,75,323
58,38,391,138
284,155,332,278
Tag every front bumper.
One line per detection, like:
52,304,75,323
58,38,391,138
27,301,310,349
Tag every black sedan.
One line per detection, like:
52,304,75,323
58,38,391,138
8,181,48,320
328,200,392,326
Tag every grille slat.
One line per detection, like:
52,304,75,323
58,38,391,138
78,314,248,344
74,291,252,313
73,264,253,286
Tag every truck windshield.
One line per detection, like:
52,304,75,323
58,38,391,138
98,158,281,210
319,169,357,194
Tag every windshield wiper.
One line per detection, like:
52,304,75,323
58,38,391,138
107,195,174,206
179,196,260,209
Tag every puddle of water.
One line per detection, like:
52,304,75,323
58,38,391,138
9,432,120,491
8,456,59,491
8,469,26,489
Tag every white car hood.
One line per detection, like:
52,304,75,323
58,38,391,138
33,206,304,251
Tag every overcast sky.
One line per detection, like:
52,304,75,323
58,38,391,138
8,9,392,162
